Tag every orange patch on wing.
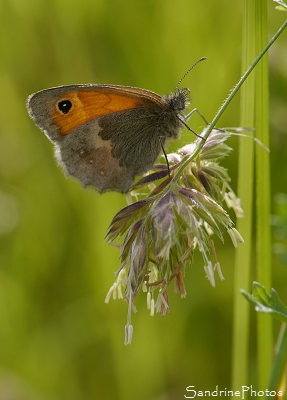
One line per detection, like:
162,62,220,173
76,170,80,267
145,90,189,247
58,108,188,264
52,91,142,135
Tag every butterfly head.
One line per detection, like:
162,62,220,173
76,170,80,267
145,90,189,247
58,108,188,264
162,87,190,114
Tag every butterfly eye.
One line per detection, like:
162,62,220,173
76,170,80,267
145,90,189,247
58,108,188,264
57,99,73,114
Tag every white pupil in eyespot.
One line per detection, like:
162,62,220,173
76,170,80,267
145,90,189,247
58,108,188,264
58,100,72,114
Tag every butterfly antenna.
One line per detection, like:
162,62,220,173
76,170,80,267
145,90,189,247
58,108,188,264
175,57,207,89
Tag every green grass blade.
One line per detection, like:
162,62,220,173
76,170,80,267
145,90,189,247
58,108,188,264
232,0,256,389
254,0,273,388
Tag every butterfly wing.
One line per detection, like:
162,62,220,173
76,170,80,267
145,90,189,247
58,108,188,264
27,85,165,192
27,84,163,139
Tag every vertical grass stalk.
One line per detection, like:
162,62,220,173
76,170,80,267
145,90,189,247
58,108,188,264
232,0,256,389
254,0,272,388
232,0,276,389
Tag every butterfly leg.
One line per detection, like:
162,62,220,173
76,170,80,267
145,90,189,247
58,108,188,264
185,107,209,125
159,138,171,176
177,108,208,140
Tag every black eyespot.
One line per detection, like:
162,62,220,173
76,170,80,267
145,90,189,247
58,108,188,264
57,99,72,114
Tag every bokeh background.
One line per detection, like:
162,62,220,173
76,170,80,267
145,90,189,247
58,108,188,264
0,1,287,399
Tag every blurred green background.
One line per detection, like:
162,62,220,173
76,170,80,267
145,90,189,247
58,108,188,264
0,1,286,399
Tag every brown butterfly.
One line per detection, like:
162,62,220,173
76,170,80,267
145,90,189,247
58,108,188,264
27,59,206,193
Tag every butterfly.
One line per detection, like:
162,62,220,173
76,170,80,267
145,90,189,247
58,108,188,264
27,58,206,192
